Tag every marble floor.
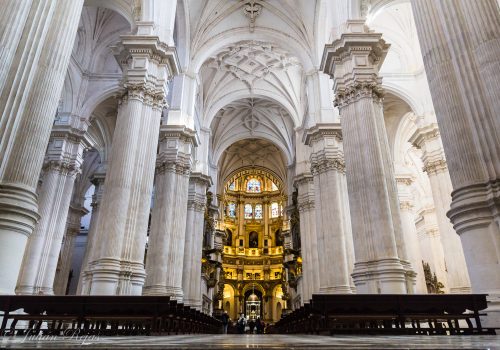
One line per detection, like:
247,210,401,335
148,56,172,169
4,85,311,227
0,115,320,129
0,334,499,349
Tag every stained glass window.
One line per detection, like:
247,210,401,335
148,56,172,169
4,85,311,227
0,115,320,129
244,204,253,219
271,182,278,191
227,202,236,217
255,204,263,219
228,182,235,190
246,178,261,193
271,202,279,218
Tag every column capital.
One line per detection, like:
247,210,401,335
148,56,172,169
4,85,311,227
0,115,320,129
43,129,85,176
410,123,448,175
156,126,198,175
321,21,390,107
305,124,345,175
113,35,180,109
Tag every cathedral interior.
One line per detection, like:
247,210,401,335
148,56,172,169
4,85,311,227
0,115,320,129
0,0,499,346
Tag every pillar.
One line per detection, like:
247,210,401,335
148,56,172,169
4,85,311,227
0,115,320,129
411,0,499,323
410,124,471,293
305,124,354,293
77,170,105,294
88,37,179,295
182,172,212,309
293,174,320,302
0,0,84,294
143,127,195,300
16,125,85,295
321,21,415,293
396,175,427,293
53,204,88,295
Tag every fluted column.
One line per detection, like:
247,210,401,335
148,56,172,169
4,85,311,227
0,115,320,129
16,125,85,295
88,37,179,295
293,174,320,302
321,21,415,293
305,124,354,293
0,0,84,294
182,173,212,309
411,0,500,323
396,175,427,293
53,204,88,295
143,127,195,300
410,124,471,293
77,171,105,294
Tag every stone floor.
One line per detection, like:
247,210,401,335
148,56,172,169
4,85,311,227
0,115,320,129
0,334,499,349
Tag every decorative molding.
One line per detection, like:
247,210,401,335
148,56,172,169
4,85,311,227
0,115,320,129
242,1,263,33
423,158,448,175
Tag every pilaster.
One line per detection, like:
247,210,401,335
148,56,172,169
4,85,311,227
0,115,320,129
321,20,415,293
304,124,354,293
410,124,471,293
143,126,196,300
53,204,88,295
292,173,320,302
183,172,212,309
88,35,179,295
16,121,85,295
411,0,500,324
0,0,84,294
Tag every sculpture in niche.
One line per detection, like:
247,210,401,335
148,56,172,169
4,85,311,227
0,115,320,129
249,231,259,248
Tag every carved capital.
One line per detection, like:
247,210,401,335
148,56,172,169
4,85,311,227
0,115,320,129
423,158,448,175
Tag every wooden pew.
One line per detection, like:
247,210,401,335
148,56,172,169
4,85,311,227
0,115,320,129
273,294,496,336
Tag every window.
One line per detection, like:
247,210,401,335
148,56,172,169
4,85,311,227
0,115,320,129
271,202,279,218
228,182,235,190
271,182,278,191
227,202,236,217
254,204,263,219
244,204,253,219
246,178,261,193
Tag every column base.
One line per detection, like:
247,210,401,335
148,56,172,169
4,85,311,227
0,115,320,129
88,258,146,295
318,285,353,294
482,294,500,328
449,286,472,294
142,285,183,301
0,184,39,295
183,298,202,310
352,258,409,294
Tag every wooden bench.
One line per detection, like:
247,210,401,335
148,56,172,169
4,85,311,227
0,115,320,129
273,294,497,336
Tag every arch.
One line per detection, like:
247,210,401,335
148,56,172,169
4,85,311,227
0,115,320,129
190,27,314,74
204,90,300,130
214,135,293,169
174,0,190,69
382,83,422,116
366,0,410,24
80,84,121,121
83,0,135,29
223,166,285,195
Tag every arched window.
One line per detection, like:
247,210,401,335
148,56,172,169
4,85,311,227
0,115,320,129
271,182,278,191
254,204,263,219
271,202,279,218
244,204,253,219
228,182,235,191
227,202,236,217
247,178,261,193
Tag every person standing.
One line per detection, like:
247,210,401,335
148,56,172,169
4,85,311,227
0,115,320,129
221,311,230,334
237,314,246,334
256,317,262,334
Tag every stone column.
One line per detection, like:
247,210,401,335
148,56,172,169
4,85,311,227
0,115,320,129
53,204,88,295
305,124,353,293
416,206,449,291
143,127,195,300
411,0,500,324
16,124,85,295
77,170,105,294
410,124,471,293
396,175,427,293
0,0,84,294
182,173,212,309
88,37,179,295
293,174,320,302
321,21,415,293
